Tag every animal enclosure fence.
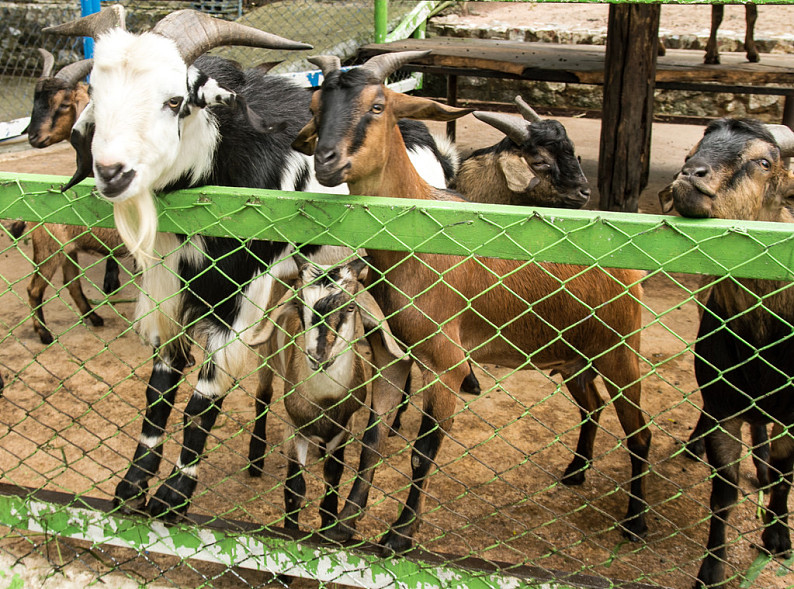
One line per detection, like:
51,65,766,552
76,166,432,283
0,172,792,588
0,0,425,124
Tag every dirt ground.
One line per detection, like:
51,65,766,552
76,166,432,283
0,5,792,587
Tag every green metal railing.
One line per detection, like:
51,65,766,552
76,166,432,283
0,172,792,588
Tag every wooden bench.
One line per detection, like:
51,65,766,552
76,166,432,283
360,37,794,136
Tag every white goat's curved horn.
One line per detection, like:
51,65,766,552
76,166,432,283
474,111,530,146
43,4,126,38
152,10,312,66
515,95,542,123
359,50,431,83
308,55,341,78
766,124,794,158
37,48,55,79
55,58,93,85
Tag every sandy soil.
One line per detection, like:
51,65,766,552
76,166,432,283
442,3,794,40
0,74,789,589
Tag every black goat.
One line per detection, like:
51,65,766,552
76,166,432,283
668,118,794,588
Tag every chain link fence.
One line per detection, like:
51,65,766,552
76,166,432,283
0,172,791,588
0,0,422,124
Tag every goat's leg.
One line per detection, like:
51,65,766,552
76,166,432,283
147,348,235,519
247,365,274,477
599,349,650,541
760,422,794,556
380,361,468,554
284,437,309,532
327,359,411,542
115,343,190,512
63,252,104,327
685,410,713,459
689,417,771,487
27,240,63,345
319,435,347,533
696,418,743,589
744,4,759,63
705,5,725,64
102,257,121,294
561,374,604,486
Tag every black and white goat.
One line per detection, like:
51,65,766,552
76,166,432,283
668,118,794,588
48,7,456,519
249,258,405,531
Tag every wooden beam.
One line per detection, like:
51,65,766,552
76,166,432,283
597,4,660,212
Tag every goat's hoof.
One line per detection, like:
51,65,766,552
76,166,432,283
379,529,413,555
103,279,121,295
684,438,705,461
620,516,648,543
755,466,772,489
704,55,720,65
113,481,148,514
761,525,791,557
321,520,357,543
87,313,104,327
37,330,54,346
460,371,481,395
747,52,760,64
246,460,264,478
147,487,189,521
561,463,587,486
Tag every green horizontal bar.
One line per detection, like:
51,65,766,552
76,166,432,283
0,490,599,589
2,172,793,281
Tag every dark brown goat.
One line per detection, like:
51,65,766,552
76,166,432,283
293,51,648,553
454,97,590,209
668,118,794,588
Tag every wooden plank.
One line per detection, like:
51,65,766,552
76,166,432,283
598,3,660,213
360,38,794,86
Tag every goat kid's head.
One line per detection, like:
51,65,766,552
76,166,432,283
474,97,591,208
293,52,471,188
252,258,404,372
28,49,93,148
665,118,794,220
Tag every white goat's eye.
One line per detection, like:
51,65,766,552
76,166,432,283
371,104,384,114
166,96,183,112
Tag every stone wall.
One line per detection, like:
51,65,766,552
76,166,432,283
425,19,793,123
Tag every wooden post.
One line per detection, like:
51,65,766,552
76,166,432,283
598,4,661,212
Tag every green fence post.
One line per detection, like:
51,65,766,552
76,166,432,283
374,0,388,43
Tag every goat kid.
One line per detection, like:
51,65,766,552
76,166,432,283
293,51,648,553
48,7,457,520
668,118,794,588
454,96,591,209
250,258,406,532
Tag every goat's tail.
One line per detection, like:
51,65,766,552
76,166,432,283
431,131,461,183
3,220,27,240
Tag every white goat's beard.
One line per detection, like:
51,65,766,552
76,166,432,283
113,191,159,268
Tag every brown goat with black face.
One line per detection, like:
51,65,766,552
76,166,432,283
453,97,590,209
292,51,648,553
668,118,794,589
28,49,92,149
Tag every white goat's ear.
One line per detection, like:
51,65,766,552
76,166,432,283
658,183,675,214
497,151,535,193
357,290,406,361
249,290,296,347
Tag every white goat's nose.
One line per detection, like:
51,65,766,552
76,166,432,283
95,162,136,198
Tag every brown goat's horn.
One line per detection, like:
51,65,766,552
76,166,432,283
55,58,94,85
766,124,794,158
43,4,126,38
308,55,341,78
515,95,542,123
152,10,312,66
474,111,530,146
359,50,431,83
37,48,55,79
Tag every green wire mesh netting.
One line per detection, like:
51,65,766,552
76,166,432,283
0,173,792,588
